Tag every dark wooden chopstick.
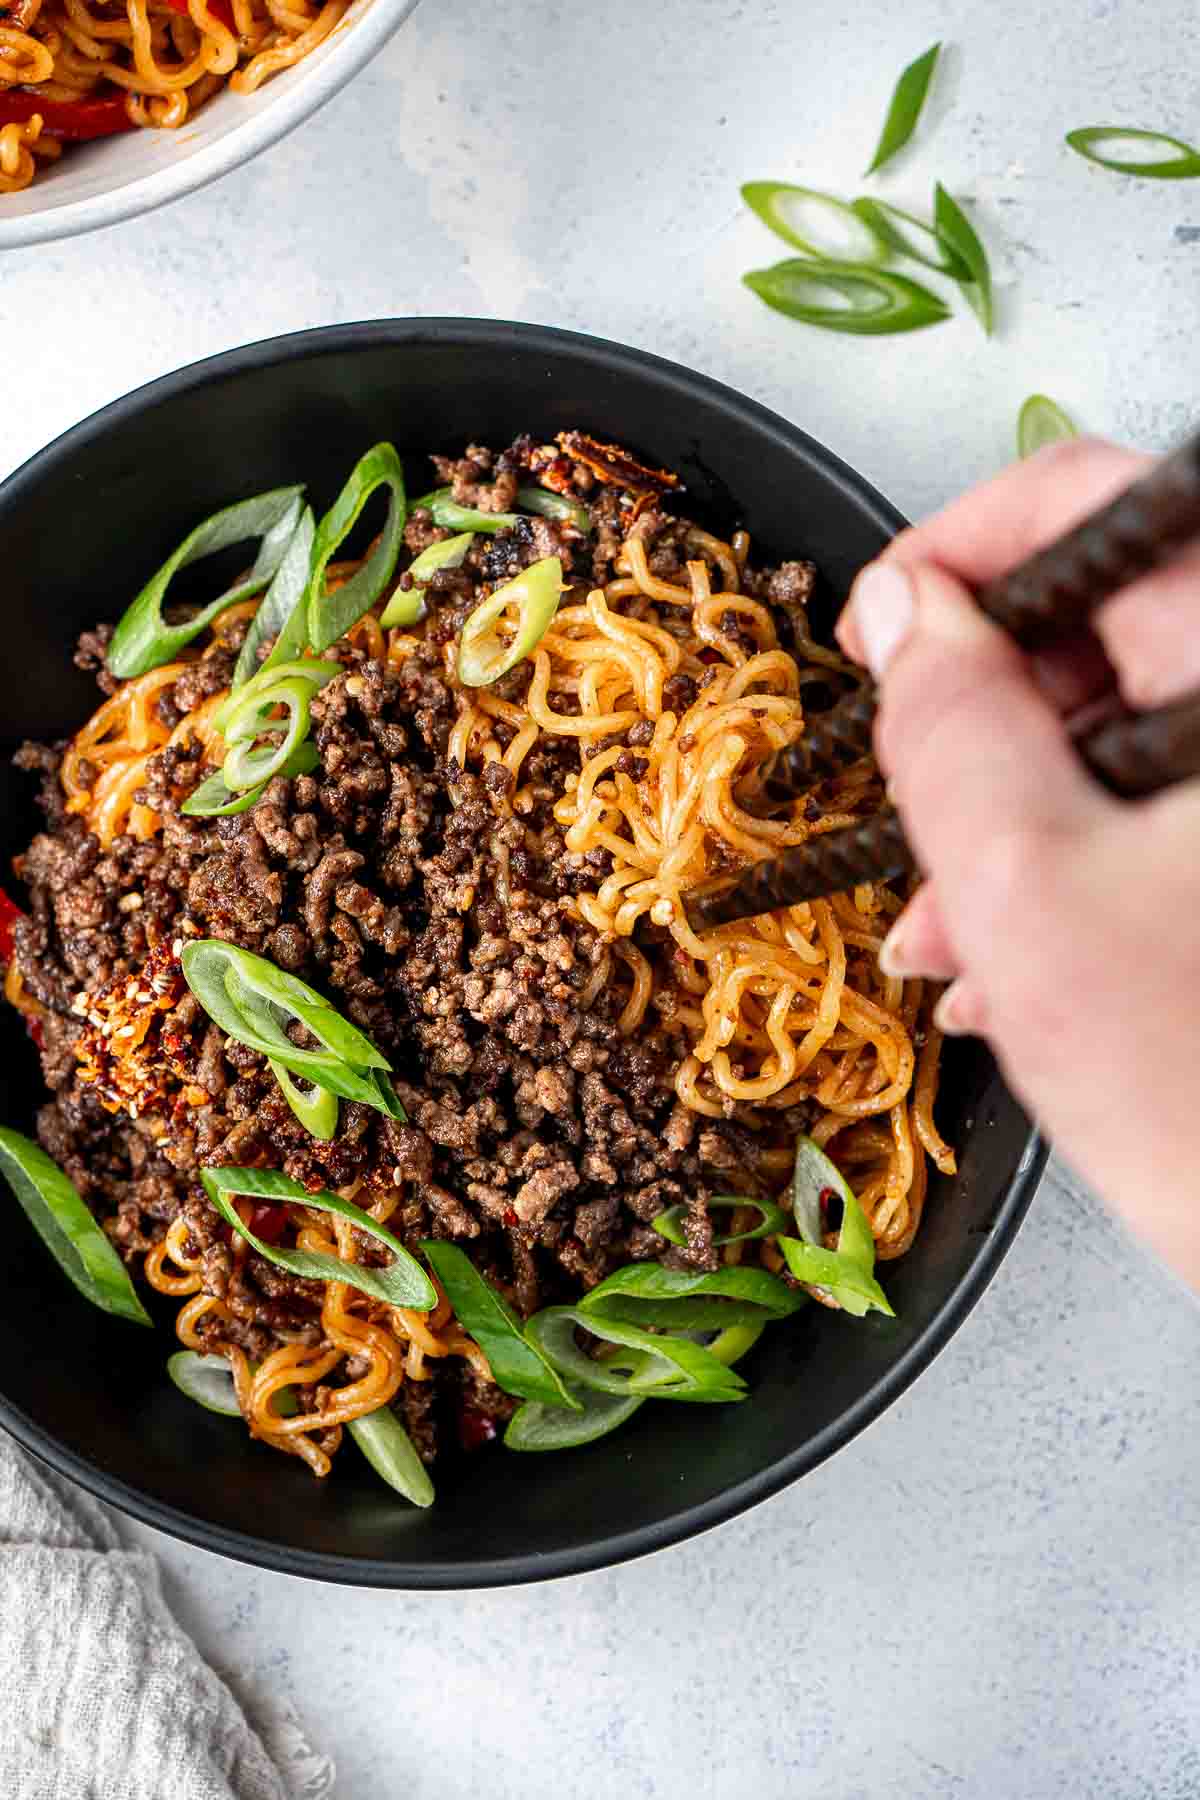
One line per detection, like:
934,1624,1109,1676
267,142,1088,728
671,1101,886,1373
753,426,1200,801
687,430,1200,932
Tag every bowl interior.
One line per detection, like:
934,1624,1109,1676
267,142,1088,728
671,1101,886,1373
0,0,417,249
0,322,1040,1585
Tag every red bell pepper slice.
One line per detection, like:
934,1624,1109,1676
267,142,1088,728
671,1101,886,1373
0,887,23,964
0,93,135,141
161,0,238,29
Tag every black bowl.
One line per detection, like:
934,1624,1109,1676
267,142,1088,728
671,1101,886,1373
0,321,1044,1587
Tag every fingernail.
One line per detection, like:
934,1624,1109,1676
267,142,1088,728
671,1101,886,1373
878,920,910,978
849,562,914,679
932,983,971,1037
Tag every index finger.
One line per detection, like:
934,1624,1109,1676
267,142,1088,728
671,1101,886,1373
838,439,1149,665
889,438,1150,584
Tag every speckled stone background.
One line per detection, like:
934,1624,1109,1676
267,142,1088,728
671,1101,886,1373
4,2,1200,1795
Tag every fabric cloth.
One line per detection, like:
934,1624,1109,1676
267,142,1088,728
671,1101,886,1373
0,1433,327,1800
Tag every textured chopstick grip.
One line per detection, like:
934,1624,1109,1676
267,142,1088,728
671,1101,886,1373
685,807,915,930
757,681,878,801
979,429,1200,646
1079,686,1200,798
690,689,1200,929
751,429,1200,809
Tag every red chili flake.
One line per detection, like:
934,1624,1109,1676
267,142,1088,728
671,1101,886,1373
0,885,24,962
819,1186,837,1217
247,1203,289,1244
25,1017,44,1050
458,1405,500,1454
503,1208,519,1227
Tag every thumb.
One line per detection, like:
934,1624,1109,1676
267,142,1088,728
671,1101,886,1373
850,557,1112,896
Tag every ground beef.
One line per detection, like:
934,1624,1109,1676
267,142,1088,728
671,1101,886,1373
8,434,809,1468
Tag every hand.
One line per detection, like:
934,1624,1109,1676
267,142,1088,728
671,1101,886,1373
838,438,1200,1287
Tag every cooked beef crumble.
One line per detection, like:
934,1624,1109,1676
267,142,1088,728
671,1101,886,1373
8,436,821,1466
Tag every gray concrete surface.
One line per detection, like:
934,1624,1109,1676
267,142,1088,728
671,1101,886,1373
3,1,1200,1794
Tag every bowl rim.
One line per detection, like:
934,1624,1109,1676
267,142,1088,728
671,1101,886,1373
0,318,1049,1587
0,0,418,252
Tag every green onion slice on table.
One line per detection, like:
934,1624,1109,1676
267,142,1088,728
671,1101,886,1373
230,505,317,690
505,1318,764,1452
781,1135,894,1317
202,1167,436,1311
180,938,405,1118
580,1260,804,1328
741,182,889,263
515,486,592,534
865,41,942,175
1065,126,1200,179
420,1241,580,1410
380,531,475,628
181,740,320,820
307,443,407,652
1017,394,1078,458
933,183,993,334
0,1127,151,1325
457,555,565,687
409,488,521,534
106,488,305,679
742,258,951,335
849,197,968,275
651,1194,790,1248
525,1305,748,1402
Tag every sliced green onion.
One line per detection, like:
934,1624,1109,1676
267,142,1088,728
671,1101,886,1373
202,1167,436,1311
525,1306,747,1402
865,41,941,175
0,1127,151,1326
221,675,314,792
167,1349,241,1416
504,1386,645,1451
347,1407,435,1507
419,1241,579,1410
741,182,888,264
269,1062,338,1139
784,1135,893,1318
1017,394,1079,458
214,655,339,733
180,939,404,1117
107,489,304,679
1065,126,1200,179
516,486,592,534
505,1314,764,1452
581,1261,804,1323
183,939,388,1071
933,183,993,334
743,258,951,335
231,506,316,691
181,740,319,818
707,1319,766,1366
307,443,406,653
457,555,564,687
849,197,968,275
651,1195,790,1248
380,531,474,628
367,1071,409,1122
412,487,521,534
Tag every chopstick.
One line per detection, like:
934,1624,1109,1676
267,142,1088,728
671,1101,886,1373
687,430,1200,932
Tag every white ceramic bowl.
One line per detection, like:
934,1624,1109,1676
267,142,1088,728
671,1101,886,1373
0,0,419,250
